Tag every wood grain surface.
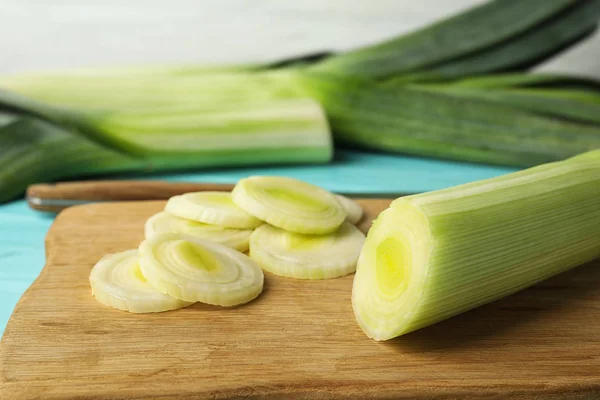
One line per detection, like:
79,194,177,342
1,200,599,400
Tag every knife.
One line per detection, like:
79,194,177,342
26,181,411,213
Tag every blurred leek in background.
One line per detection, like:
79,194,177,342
1,0,600,203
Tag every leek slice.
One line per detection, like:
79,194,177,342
165,192,262,229
145,211,253,252
232,176,347,234
139,234,264,306
89,249,192,313
250,222,365,279
249,222,365,279
336,195,364,225
353,149,600,341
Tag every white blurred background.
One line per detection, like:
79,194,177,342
1,0,599,77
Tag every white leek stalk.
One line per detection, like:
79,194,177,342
353,149,600,340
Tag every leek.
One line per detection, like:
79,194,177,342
165,192,262,229
139,234,264,306
145,212,253,252
388,0,600,83
336,195,364,225
2,0,600,203
352,149,600,341
441,73,600,91
232,176,347,234
411,75,600,125
0,111,145,203
302,73,600,167
311,0,592,79
249,222,365,279
0,74,333,203
89,250,193,313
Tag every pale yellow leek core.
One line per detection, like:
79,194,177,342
353,150,600,341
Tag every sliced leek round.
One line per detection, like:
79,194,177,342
336,195,363,225
139,234,264,306
250,222,365,279
145,211,253,252
89,249,193,313
165,191,262,229
232,176,347,234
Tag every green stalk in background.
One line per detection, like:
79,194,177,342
440,73,600,91
353,149,600,341
0,111,145,203
311,0,595,79
1,0,600,203
2,67,600,204
388,0,600,83
300,72,600,166
0,69,330,155
0,71,332,203
409,74,600,125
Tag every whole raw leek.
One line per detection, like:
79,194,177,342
0,72,332,203
352,149,600,340
2,0,600,203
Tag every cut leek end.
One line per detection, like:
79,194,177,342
89,249,193,313
352,199,431,341
139,234,264,307
232,176,347,234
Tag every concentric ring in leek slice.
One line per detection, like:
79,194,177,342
89,249,193,313
139,234,264,306
232,176,346,234
165,191,262,229
250,222,365,279
336,195,364,225
145,211,253,252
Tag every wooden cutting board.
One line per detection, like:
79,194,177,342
1,200,599,400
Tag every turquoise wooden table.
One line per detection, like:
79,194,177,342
0,150,516,335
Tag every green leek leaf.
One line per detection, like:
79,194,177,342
312,0,581,79
301,73,600,166
388,0,600,82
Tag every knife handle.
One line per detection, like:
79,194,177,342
26,181,235,212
